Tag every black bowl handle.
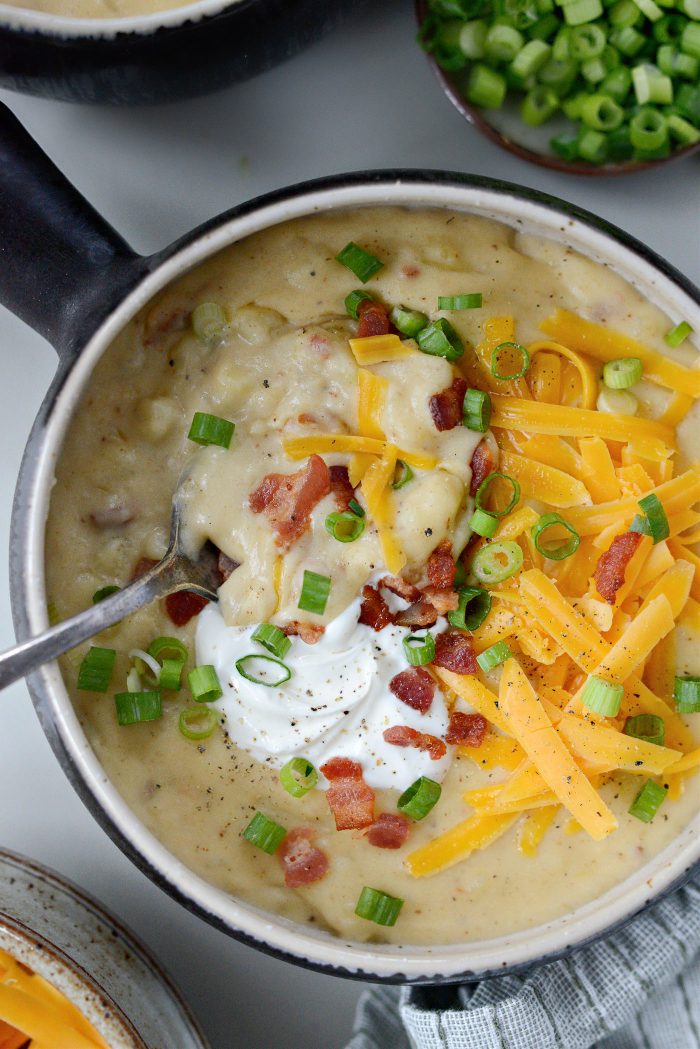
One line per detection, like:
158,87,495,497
0,102,148,359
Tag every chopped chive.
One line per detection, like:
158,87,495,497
630,493,669,545
192,302,227,345
187,412,235,449
390,305,430,338
477,640,512,673
417,318,465,361
252,623,291,660
531,512,580,560
92,585,121,604
673,675,700,713
325,510,365,543
467,63,507,108
448,587,492,631
403,633,436,667
470,508,499,538
463,388,491,432
236,654,292,687
491,341,530,380
664,321,693,347
397,777,442,820
629,779,667,822
392,460,414,490
335,242,384,283
179,706,218,741
582,675,624,716
475,472,521,518
280,757,319,798
298,570,331,615
355,887,404,926
438,293,483,310
624,714,665,747
348,497,365,518
243,812,287,854
148,636,189,663
77,646,116,693
472,541,523,585
345,289,376,320
188,664,223,703
603,357,643,388
115,691,162,726
159,658,184,691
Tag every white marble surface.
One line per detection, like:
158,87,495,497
0,2,698,1046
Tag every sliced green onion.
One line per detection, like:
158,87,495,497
467,63,508,108
522,86,559,125
550,132,580,161
668,115,700,146
243,812,287,854
578,128,609,164
77,646,116,693
470,508,499,538
475,472,521,518
235,654,292,687
390,305,429,338
188,664,223,703
476,640,512,672
463,388,492,433
355,887,404,927
325,510,365,543
187,412,235,449
472,541,524,585
673,675,700,713
147,636,189,663
570,22,606,58
438,293,483,310
664,321,693,348
392,460,414,490
610,26,646,57
491,341,530,380
453,560,467,590
581,94,625,131
252,623,291,660
345,289,376,320
629,779,667,822
624,714,665,747
335,242,384,283
128,647,161,684
582,675,624,716
126,667,142,694
459,19,489,58
632,0,663,18
531,512,581,560
485,23,525,60
511,38,552,76
115,691,162,726
159,658,184,691
348,497,365,518
397,777,442,820
448,587,492,631
298,570,331,615
417,318,465,361
632,64,673,106
403,633,436,667
597,387,638,416
192,302,227,345
681,20,700,57
635,493,669,545
179,706,218,741
280,757,319,798
603,357,643,388
564,0,604,21
92,585,121,604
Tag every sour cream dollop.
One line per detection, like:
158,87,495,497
195,599,451,790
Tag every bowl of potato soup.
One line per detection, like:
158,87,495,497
2,103,699,983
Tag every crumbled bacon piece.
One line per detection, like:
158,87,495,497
131,557,158,581
445,711,488,747
359,584,393,632
379,575,422,603
367,813,410,850
433,631,478,675
282,621,325,644
427,540,456,590
278,828,329,887
394,599,439,629
165,591,209,626
383,726,447,761
401,264,420,278
320,757,375,830
329,465,355,512
218,552,239,581
421,586,459,615
429,376,468,432
357,299,391,338
389,667,436,714
470,440,495,496
249,454,330,549
594,531,644,604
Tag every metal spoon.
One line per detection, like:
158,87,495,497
0,504,223,692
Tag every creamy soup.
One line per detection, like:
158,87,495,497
46,207,700,946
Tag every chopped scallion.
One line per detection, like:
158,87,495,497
280,757,319,798
115,691,162,726
476,640,512,672
403,633,436,667
417,318,465,361
448,587,492,631
472,541,524,585
629,779,667,822
603,357,643,388
148,636,189,663
159,658,184,691
236,654,292,687
243,812,287,854
390,305,430,337
92,585,121,604
187,412,235,449
491,341,530,380
355,887,404,927
664,321,693,347
335,242,384,283
348,497,365,518
463,388,491,432
77,646,116,693
188,664,223,703
179,706,218,741
397,777,442,820
475,472,521,517
192,302,227,345
531,512,581,560
470,508,499,538
298,570,331,615
392,460,414,490
252,623,291,660
632,493,669,545
673,675,700,713
325,510,365,543
437,293,483,310
582,675,624,716
345,289,376,320
624,714,665,746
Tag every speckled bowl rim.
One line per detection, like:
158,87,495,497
12,171,700,984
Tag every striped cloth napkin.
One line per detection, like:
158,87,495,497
345,873,700,1049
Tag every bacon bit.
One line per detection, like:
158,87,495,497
394,599,439,629
131,557,158,581
421,586,459,614
434,631,478,675
367,812,410,850
357,299,391,338
298,412,319,425
383,725,447,761
470,440,495,496
427,540,456,590
401,264,421,278
379,575,422,603
278,828,329,887
249,454,330,549
445,711,488,747
282,621,325,645
429,376,468,432
143,304,188,347
359,584,393,632
320,757,375,831
389,667,436,714
594,531,644,604
165,591,209,627
309,332,331,358
329,465,355,512
218,552,239,581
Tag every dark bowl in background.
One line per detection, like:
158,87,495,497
415,0,700,176
0,0,365,105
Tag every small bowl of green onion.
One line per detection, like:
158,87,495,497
416,0,700,173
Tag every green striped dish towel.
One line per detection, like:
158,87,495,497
345,874,700,1049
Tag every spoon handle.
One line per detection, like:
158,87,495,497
0,562,175,692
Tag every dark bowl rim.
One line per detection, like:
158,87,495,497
414,0,700,177
13,167,700,986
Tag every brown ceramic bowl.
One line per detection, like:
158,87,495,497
415,0,700,176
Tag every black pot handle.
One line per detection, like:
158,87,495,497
0,102,148,359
